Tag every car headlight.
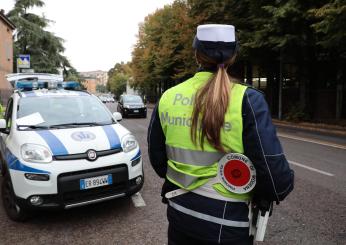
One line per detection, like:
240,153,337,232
21,144,52,163
121,134,138,153
124,105,130,109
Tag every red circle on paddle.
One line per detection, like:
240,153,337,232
223,160,250,187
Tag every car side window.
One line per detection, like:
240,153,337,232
5,98,13,130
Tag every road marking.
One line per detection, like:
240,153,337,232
288,160,335,177
278,133,346,150
131,192,146,207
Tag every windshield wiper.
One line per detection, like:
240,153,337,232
49,122,110,128
17,125,50,129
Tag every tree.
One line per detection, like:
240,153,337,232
310,0,346,119
108,62,131,99
96,84,107,93
131,0,346,120
7,0,73,74
108,73,127,99
131,1,195,100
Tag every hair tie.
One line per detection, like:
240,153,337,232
218,64,225,68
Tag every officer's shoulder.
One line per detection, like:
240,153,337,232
235,81,264,96
161,79,191,98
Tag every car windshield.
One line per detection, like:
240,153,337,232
123,95,143,103
17,95,114,129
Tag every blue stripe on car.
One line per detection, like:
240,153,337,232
36,130,68,155
102,125,121,149
131,150,141,161
10,159,50,174
5,148,50,174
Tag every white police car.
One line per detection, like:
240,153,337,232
0,74,143,221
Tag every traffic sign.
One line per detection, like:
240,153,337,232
17,54,30,68
218,153,256,194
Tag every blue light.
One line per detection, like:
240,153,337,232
62,81,80,90
15,80,63,90
15,80,38,90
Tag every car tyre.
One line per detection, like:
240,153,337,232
1,174,30,222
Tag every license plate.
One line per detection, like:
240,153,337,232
134,110,139,113
80,174,112,190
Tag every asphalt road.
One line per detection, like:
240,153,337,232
0,103,345,245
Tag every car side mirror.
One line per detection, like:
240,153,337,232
113,112,122,122
0,119,8,134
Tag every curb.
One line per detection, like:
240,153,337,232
272,119,346,137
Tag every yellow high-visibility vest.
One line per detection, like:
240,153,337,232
159,71,252,201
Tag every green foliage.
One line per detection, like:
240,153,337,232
108,62,131,99
309,0,346,57
130,0,345,119
63,67,81,81
131,1,195,96
96,84,107,93
7,0,73,74
284,103,309,122
0,104,3,119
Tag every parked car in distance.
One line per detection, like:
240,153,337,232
98,94,115,103
117,95,147,118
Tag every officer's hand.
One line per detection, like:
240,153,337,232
253,197,274,216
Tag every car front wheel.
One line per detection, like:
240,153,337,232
1,174,30,222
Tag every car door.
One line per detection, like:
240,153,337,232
0,97,13,169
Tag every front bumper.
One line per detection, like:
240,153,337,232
124,107,147,116
16,164,144,210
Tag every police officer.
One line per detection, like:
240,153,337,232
148,24,294,245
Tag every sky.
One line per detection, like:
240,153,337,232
2,0,174,72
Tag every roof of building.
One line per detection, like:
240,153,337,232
0,9,16,30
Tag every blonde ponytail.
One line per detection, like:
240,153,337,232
191,53,234,152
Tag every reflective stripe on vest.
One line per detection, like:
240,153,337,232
167,166,198,188
166,145,223,166
168,200,249,228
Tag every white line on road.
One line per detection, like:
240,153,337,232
288,160,335,177
278,133,346,150
131,192,146,207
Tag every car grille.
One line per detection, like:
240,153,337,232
53,148,122,161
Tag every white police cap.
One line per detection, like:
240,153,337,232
196,24,235,42
193,24,238,63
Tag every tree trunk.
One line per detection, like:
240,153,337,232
265,69,275,112
336,66,344,120
246,61,253,85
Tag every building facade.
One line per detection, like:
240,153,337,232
81,78,97,93
79,70,108,86
0,10,15,105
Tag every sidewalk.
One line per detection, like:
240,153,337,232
272,119,346,137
